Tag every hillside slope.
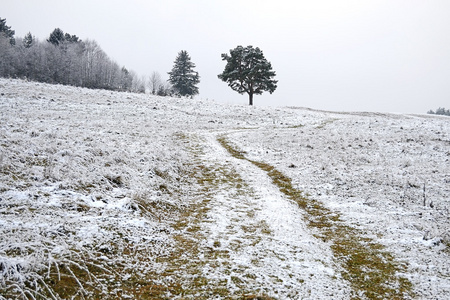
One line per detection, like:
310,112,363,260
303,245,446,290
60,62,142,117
0,79,449,299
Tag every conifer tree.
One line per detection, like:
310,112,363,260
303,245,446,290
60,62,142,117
168,50,200,97
218,45,277,105
64,33,81,43
0,18,15,45
23,32,34,48
47,28,65,46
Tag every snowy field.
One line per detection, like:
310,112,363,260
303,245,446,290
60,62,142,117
0,78,449,299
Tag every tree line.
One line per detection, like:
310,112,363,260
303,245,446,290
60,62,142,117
427,107,450,116
1,18,278,104
0,18,160,93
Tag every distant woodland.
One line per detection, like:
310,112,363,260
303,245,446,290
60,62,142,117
427,107,450,116
0,18,152,93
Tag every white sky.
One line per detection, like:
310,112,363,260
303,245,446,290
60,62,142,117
3,0,450,113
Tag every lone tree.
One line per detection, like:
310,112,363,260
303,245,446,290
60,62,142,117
218,45,277,105
168,50,200,97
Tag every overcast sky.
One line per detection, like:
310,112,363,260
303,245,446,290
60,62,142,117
3,0,450,113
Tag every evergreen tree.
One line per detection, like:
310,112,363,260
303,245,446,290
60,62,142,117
218,45,277,105
47,28,65,46
23,32,34,48
168,50,200,97
64,33,81,43
0,17,15,45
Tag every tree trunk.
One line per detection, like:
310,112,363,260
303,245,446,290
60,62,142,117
248,92,253,106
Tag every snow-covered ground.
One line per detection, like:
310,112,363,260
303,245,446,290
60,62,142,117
0,78,449,299
230,110,450,299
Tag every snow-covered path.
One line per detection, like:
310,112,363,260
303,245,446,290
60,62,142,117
183,132,351,299
173,129,421,299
